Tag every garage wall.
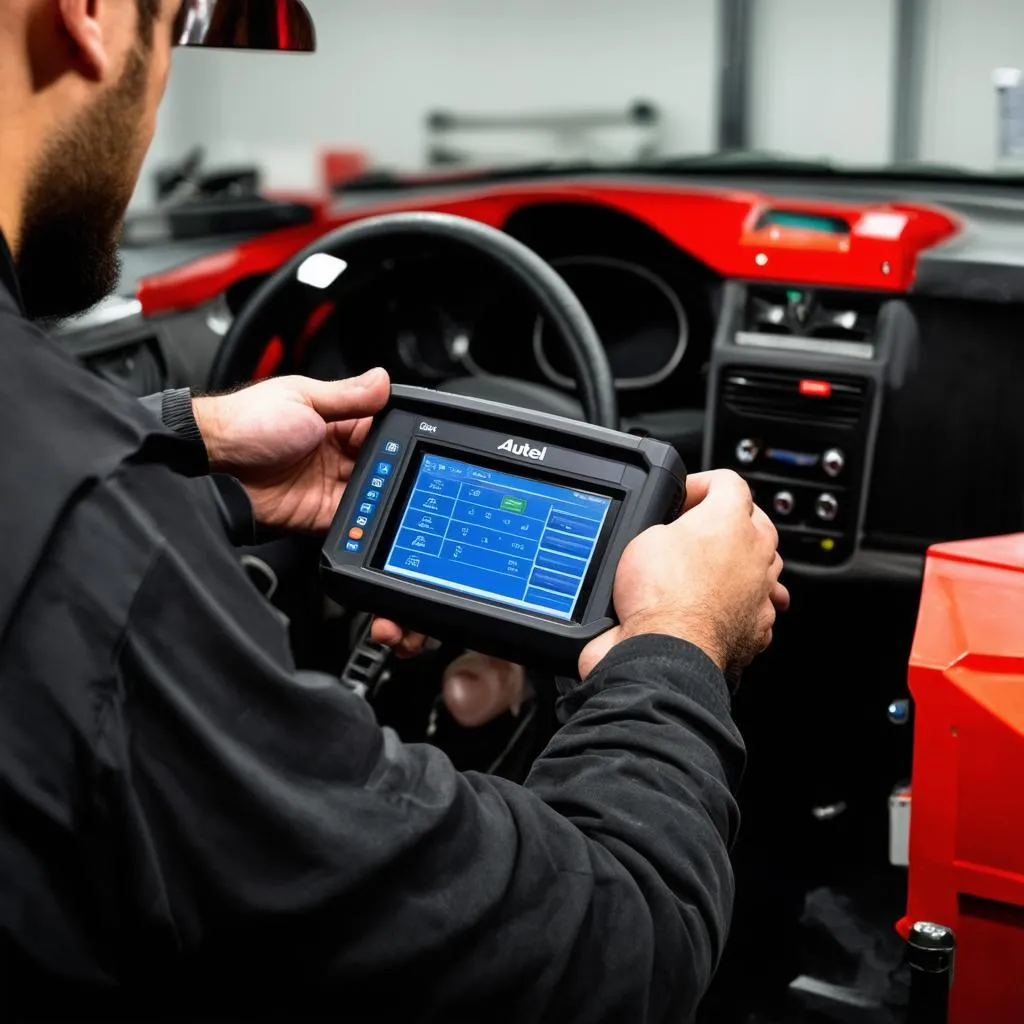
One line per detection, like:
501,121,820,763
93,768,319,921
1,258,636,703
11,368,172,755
146,0,720,196
135,96,189,208
716,0,1024,171
748,0,897,164
141,0,1024,201
918,0,1024,170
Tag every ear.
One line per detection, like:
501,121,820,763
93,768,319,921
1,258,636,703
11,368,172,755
56,0,110,81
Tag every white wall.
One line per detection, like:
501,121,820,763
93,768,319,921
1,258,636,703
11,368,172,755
137,0,1024,202
918,0,1024,170
132,90,189,208
146,0,719,195
748,0,897,164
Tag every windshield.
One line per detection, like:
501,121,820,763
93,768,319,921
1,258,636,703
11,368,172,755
137,0,1024,205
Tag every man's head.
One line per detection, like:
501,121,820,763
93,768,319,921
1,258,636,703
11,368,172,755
1,1,315,322
3,1,178,321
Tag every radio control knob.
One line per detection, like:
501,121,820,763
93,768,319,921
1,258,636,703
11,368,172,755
822,448,845,478
815,493,839,523
736,438,759,465
773,491,795,517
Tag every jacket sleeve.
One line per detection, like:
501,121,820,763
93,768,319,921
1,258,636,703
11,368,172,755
106,464,744,1024
139,389,257,545
138,388,206,454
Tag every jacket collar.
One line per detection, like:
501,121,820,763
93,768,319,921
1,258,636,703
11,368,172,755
0,230,26,316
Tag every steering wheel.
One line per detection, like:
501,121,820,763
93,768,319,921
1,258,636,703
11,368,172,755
208,212,619,428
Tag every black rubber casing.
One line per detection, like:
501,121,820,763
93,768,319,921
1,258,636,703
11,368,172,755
321,386,686,675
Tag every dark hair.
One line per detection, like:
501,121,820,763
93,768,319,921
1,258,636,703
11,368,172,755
136,0,160,44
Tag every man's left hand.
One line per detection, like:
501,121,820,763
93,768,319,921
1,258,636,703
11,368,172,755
193,369,391,533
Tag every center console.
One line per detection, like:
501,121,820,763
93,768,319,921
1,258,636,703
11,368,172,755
705,283,892,568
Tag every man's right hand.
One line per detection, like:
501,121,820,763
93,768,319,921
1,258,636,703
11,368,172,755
578,470,788,679
373,469,787,682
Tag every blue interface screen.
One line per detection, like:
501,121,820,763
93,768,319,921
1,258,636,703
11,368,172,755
383,454,613,620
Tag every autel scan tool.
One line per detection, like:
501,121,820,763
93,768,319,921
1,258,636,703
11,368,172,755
322,387,686,675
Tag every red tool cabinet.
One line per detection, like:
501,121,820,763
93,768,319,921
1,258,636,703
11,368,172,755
903,534,1024,1022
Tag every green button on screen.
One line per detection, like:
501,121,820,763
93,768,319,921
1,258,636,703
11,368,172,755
500,495,528,514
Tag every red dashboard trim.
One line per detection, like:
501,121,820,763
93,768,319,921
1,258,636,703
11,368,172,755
137,182,960,316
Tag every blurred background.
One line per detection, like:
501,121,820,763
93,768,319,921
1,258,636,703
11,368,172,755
136,0,1024,206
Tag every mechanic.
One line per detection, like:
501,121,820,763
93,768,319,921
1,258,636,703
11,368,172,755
0,3,788,1022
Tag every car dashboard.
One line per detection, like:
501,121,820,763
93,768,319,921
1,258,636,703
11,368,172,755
57,172,1024,578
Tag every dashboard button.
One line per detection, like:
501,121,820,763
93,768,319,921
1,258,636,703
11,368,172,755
348,527,365,541
822,448,845,478
735,438,759,465
772,491,795,517
375,461,394,477
345,541,362,553
815,493,839,523
382,441,402,455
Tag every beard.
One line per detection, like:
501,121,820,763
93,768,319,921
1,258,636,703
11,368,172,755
17,46,149,323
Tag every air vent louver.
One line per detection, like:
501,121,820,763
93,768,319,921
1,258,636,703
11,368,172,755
748,290,794,335
745,288,879,343
723,369,869,429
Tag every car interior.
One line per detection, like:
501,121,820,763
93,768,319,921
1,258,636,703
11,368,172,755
45,3,1024,1021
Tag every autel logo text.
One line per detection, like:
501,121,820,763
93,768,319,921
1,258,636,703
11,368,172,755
497,439,548,462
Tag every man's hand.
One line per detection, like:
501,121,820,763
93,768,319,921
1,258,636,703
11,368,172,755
579,470,788,679
373,469,787,694
193,369,391,533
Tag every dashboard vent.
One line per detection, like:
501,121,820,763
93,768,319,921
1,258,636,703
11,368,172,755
747,289,795,336
723,369,869,429
745,288,879,343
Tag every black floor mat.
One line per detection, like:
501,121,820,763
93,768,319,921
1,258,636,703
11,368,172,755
790,882,909,1022
704,875,910,1023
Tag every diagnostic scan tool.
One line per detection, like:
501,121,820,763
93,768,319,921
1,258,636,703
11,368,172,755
322,387,686,674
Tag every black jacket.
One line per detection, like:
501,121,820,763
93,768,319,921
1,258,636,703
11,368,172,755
0,234,745,1023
